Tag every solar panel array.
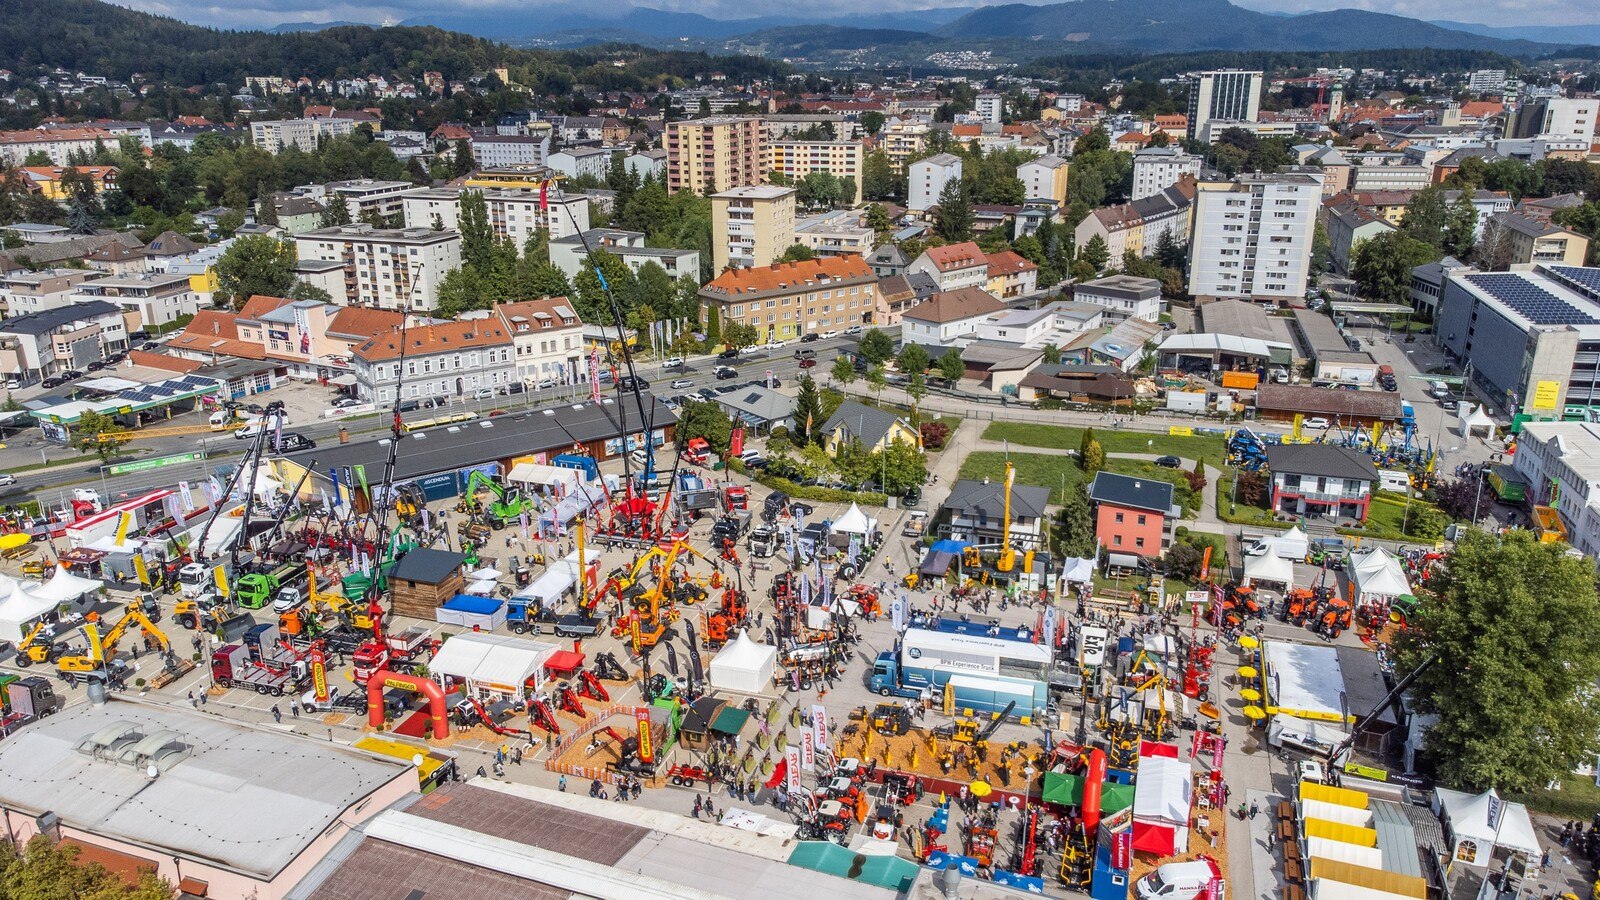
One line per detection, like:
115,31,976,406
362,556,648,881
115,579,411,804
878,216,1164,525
117,375,218,404
1466,272,1600,326
1549,266,1600,299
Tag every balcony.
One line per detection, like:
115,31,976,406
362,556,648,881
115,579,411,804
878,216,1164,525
1282,487,1368,503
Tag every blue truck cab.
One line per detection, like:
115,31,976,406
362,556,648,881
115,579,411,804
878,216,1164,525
870,651,924,699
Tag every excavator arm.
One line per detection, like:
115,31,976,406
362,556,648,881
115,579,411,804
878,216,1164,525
100,606,170,657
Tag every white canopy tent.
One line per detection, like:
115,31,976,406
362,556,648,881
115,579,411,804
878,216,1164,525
1271,525,1309,559
1132,753,1193,854
507,462,583,494
1458,404,1495,438
30,569,103,608
429,632,556,702
1059,557,1095,584
513,551,587,609
1434,787,1541,867
1349,547,1412,607
831,502,877,536
0,581,57,644
708,630,777,694
1243,550,1295,587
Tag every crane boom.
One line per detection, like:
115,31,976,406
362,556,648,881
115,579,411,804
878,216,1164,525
91,422,244,443
997,462,1017,572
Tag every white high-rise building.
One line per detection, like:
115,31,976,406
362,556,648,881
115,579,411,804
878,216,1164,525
1187,173,1319,302
1468,69,1507,94
1131,147,1202,201
975,94,1005,125
1186,70,1263,142
1508,95,1598,142
294,225,462,311
399,187,591,245
907,153,963,213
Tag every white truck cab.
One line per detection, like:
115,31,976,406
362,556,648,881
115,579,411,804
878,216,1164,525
1137,861,1222,900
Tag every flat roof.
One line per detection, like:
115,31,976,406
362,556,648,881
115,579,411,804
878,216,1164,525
0,699,410,880
1199,299,1299,347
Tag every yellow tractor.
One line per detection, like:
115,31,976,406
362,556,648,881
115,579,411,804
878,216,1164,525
12,621,64,667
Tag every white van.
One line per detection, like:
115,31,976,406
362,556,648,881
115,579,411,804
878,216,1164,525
208,409,235,429
1136,861,1220,900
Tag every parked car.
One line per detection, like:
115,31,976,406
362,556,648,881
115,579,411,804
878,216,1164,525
86,359,109,371
332,397,362,409
844,325,863,335
799,333,820,343
500,382,525,395
738,345,761,356
3,378,18,389
61,370,84,380
471,387,495,400
661,357,684,369
902,486,921,507
139,342,159,351
274,433,316,452
822,330,839,339
617,375,650,391
0,473,17,487
535,379,556,390
764,339,785,350
670,378,695,390
1155,455,1181,468
1303,417,1331,430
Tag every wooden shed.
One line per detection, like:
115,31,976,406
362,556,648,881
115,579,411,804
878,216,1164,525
388,548,467,619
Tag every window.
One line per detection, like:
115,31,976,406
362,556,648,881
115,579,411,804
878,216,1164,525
1113,535,1123,546
1135,537,1145,548
1137,515,1147,525
1114,512,1124,523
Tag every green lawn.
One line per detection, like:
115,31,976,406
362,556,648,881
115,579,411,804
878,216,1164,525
1215,475,1285,528
983,422,1231,469
1509,776,1600,821
959,451,1196,516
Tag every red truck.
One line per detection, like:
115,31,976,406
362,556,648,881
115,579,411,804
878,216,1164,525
723,485,748,511
352,626,438,686
682,437,711,465
211,644,307,696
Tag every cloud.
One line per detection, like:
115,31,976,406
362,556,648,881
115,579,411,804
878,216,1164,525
113,0,1599,29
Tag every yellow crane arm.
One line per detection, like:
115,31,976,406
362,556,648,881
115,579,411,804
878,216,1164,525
93,422,244,443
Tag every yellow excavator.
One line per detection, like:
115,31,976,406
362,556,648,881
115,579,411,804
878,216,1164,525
55,603,171,686
13,621,65,667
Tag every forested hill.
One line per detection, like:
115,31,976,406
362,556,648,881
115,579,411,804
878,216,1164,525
0,0,786,87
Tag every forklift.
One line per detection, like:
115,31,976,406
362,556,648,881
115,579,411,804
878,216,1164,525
870,703,913,736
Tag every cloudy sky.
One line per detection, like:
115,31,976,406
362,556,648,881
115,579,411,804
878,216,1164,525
110,0,1596,31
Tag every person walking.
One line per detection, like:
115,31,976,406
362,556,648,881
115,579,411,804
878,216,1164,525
271,704,282,724
290,699,300,718
559,775,567,792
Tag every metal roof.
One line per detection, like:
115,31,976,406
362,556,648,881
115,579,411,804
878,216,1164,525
1088,471,1176,514
0,700,410,880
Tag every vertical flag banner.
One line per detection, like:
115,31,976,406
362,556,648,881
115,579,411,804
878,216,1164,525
811,703,830,750
785,744,801,791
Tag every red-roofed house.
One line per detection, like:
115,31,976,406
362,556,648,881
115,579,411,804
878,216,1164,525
984,250,1039,299
901,287,1007,347
907,241,989,292
698,256,879,340
166,310,266,363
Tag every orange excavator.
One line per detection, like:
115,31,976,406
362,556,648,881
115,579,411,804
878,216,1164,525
556,683,588,718
701,586,749,650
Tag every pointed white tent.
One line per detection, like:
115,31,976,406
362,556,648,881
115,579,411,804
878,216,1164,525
1059,557,1096,584
1349,546,1411,606
831,502,875,535
1243,550,1294,587
1274,525,1310,559
1458,404,1495,438
0,580,57,643
29,568,103,606
708,630,778,694
1434,787,1540,865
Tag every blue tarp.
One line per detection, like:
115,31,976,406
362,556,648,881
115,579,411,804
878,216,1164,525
442,594,502,615
930,539,970,554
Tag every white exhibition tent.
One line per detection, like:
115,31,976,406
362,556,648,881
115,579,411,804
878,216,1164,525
831,502,877,536
1434,787,1541,867
429,632,555,702
1132,753,1193,854
30,569,103,607
1458,404,1495,438
1349,547,1412,606
0,580,57,644
708,630,778,694
513,551,588,609
1271,525,1310,559
1243,550,1295,587
1059,557,1096,584
539,483,606,532
507,462,583,494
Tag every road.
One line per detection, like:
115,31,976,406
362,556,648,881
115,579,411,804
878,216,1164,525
0,335,860,511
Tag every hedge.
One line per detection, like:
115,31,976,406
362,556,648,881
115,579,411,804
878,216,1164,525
750,471,888,507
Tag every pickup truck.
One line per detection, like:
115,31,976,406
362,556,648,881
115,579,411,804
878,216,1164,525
506,599,602,637
902,510,928,537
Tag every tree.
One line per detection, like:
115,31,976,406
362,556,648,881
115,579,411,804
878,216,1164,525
934,179,973,242
1431,477,1485,523
920,420,951,450
861,150,897,201
937,347,964,383
1,835,174,899
896,343,930,375
1310,220,1332,278
858,328,894,365
722,321,760,350
831,354,857,387
1074,127,1109,155
793,375,824,445
1147,130,1172,148
1404,505,1447,540
1400,187,1451,249
906,373,928,421
1351,232,1439,305
452,138,474,178
215,235,296,307
1393,531,1600,792
865,203,892,235
1474,219,1519,271
1052,485,1095,557
1237,471,1266,507
676,399,734,453
70,410,131,463
866,364,887,403
878,437,928,494
1080,234,1110,273
777,243,815,263
1079,427,1103,473
705,306,722,346
859,111,886,136
1443,195,1480,259
256,194,279,227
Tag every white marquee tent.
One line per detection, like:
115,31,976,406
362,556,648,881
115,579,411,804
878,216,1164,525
1132,752,1193,855
1349,547,1412,607
1243,549,1295,587
429,632,556,702
507,462,583,494
0,580,57,644
1458,404,1495,439
831,502,877,536
30,569,103,608
708,630,777,694
1059,557,1096,585
1434,787,1540,867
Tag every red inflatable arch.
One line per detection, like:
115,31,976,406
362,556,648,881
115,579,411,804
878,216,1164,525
366,669,449,740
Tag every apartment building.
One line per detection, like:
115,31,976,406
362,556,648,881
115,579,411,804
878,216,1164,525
907,153,963,213
400,187,591,245
1188,173,1320,302
1507,95,1597,142
665,117,764,194
975,93,1005,126
1074,179,1196,262
250,118,358,154
711,185,797,272
351,319,515,405
1485,212,1591,267
294,225,462,311
698,256,878,341
765,140,864,185
795,211,875,258
71,272,206,330
493,297,585,387
881,118,931,172
762,114,860,141
0,268,104,317
0,300,127,382
1018,155,1070,206
327,180,413,223
471,132,550,168
1186,70,1264,141
907,242,989,293
549,229,701,282
548,147,612,181
0,127,116,166
1132,147,1202,201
